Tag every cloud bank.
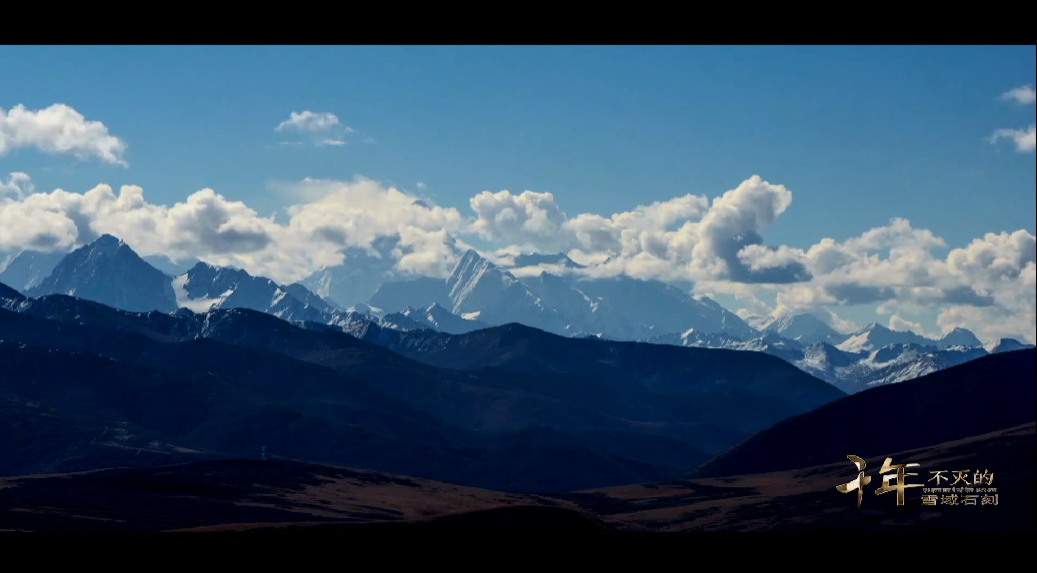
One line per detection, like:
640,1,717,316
0,104,127,166
1,173,1033,343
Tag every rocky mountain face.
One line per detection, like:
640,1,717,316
26,235,177,313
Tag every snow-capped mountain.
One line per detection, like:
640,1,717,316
299,239,401,309
986,338,1036,354
937,327,983,348
757,313,849,346
370,250,571,334
9,233,1020,398
647,329,805,363
172,263,329,323
839,323,940,353
644,324,1002,395
521,272,635,338
445,250,571,333
568,275,756,339
26,235,178,313
511,252,585,269
385,303,490,335
368,249,756,340
796,343,991,394
0,250,67,292
367,277,444,314
0,280,24,309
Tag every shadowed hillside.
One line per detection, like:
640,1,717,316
3,424,1031,532
339,322,845,416
0,295,847,491
688,349,1036,479
0,459,566,532
568,423,1035,532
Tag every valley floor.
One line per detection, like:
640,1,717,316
2,423,1032,532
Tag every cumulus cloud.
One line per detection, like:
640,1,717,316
767,222,1035,342
990,125,1036,153
1,172,33,200
281,177,467,279
0,104,127,166
474,176,807,285
1001,85,1036,105
890,315,925,335
274,111,356,148
470,190,570,251
938,305,1035,346
2,172,1033,342
276,111,342,133
991,86,1035,153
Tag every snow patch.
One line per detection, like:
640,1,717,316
172,274,233,312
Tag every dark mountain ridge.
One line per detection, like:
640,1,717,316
1,290,847,492
688,348,1037,479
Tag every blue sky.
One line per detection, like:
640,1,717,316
1,45,1034,341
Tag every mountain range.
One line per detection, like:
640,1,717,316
0,234,1032,529
2,234,1031,395
0,283,845,491
2,347,1031,531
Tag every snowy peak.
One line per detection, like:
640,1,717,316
985,338,1035,354
839,323,929,352
512,252,584,269
284,283,334,313
854,322,883,335
439,249,567,333
177,262,328,322
938,327,982,348
447,249,502,295
761,313,847,346
743,314,774,331
299,243,400,308
838,322,984,353
25,236,177,313
573,276,756,339
89,234,126,255
802,342,859,369
381,302,488,335
0,250,67,292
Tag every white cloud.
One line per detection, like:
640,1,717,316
890,314,925,335
1001,85,1036,105
938,306,1035,346
1,172,33,200
470,190,570,251
990,86,1035,153
818,308,859,334
476,176,806,285
765,222,1035,341
990,125,1036,153
0,104,127,166
416,182,427,190
275,111,341,133
2,172,1032,342
275,111,357,148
